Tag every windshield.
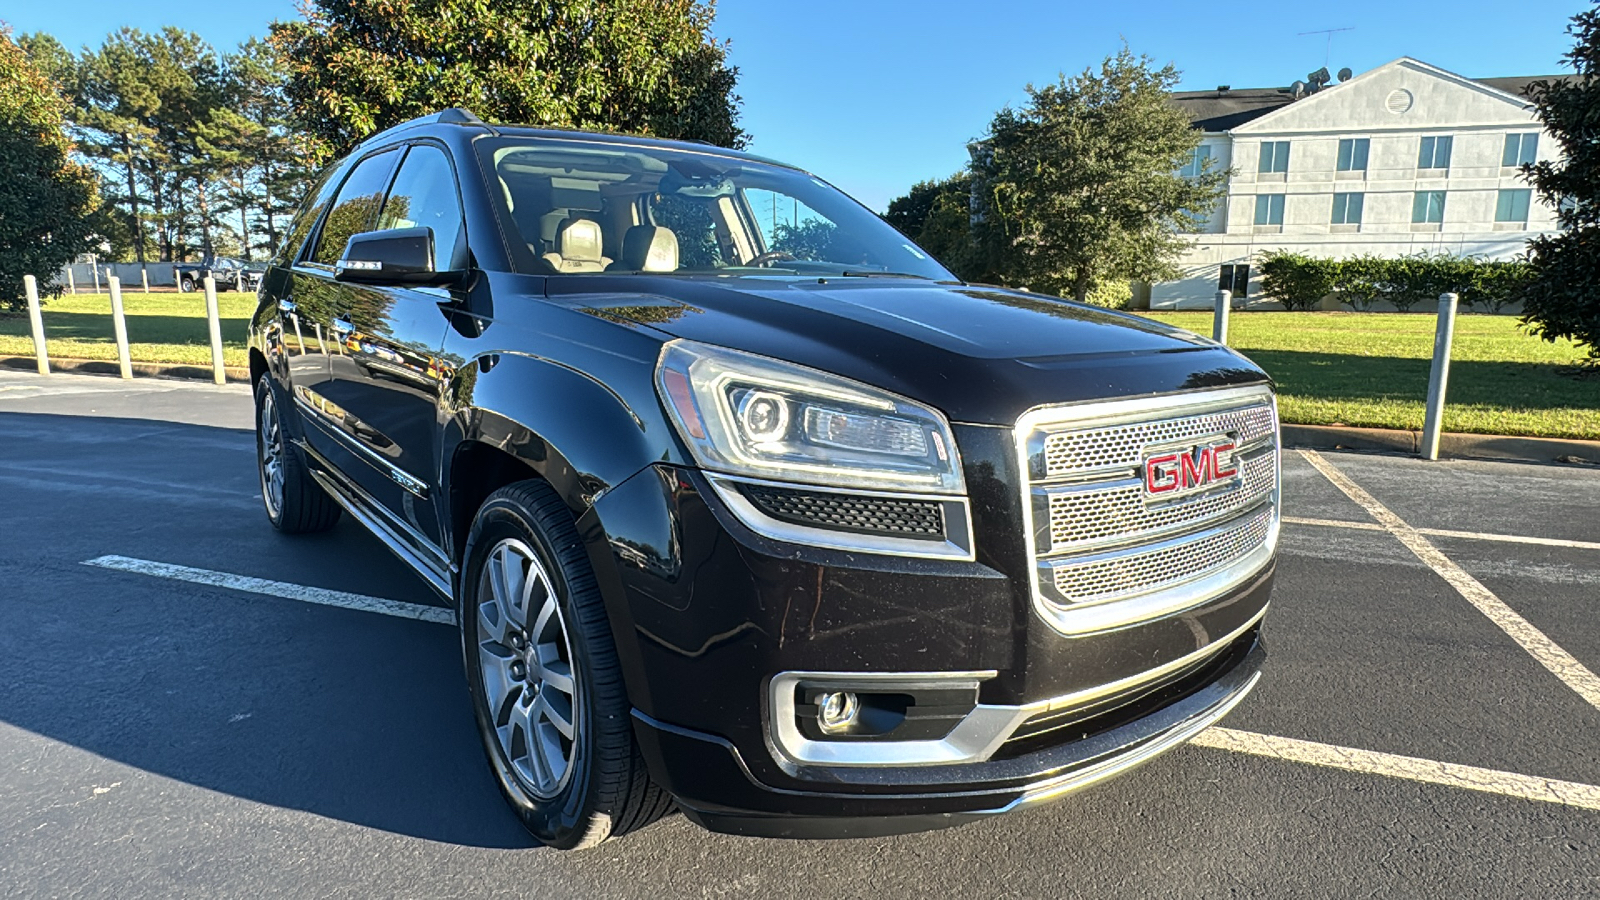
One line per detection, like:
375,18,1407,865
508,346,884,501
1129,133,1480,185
477,136,954,280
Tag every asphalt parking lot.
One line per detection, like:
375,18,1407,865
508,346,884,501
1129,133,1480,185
1,370,1597,898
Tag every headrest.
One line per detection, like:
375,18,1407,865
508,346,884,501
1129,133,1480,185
621,226,679,272
555,218,603,262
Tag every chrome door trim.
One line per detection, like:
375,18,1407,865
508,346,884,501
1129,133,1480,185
294,389,432,499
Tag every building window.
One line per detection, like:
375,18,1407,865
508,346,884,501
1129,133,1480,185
1254,194,1285,225
1503,133,1539,167
1331,192,1364,225
1412,190,1446,224
1496,188,1532,224
1336,138,1369,172
1179,145,1211,178
1418,135,1453,171
1219,264,1250,299
1258,141,1290,174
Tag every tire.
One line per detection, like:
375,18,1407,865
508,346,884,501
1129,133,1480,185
460,480,671,849
179,277,195,293
254,377,341,533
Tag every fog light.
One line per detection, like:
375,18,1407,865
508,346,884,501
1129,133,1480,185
816,691,860,734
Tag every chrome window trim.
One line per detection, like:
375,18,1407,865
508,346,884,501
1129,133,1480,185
766,604,1267,768
705,473,976,562
1014,386,1280,637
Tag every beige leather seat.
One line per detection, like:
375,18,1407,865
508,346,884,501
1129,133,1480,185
615,225,679,272
542,218,609,273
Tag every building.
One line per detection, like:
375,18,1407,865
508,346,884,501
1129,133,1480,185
1148,58,1563,309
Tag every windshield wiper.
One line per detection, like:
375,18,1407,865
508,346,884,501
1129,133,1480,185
837,270,935,280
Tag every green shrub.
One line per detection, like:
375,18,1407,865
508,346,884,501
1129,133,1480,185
1084,280,1132,310
1258,251,1336,311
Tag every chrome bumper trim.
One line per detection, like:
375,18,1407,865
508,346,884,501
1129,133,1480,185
767,603,1267,768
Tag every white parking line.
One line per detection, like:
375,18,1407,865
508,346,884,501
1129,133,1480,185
1193,727,1600,812
1299,449,1600,712
82,555,456,625
79,552,1600,812
1285,515,1600,551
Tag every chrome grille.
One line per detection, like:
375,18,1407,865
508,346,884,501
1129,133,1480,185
1041,404,1275,478
1045,448,1275,552
1018,387,1280,635
1050,508,1274,604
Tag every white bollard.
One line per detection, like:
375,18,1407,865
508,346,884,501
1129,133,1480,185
92,264,101,294
66,267,75,295
108,276,133,379
1213,289,1232,344
141,266,150,294
1421,293,1459,461
24,275,49,375
203,276,226,385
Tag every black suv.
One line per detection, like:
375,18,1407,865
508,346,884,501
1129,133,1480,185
247,109,1280,849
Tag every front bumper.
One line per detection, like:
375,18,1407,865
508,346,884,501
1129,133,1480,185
635,630,1264,838
583,456,1274,838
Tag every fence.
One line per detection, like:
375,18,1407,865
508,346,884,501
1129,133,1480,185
52,262,179,293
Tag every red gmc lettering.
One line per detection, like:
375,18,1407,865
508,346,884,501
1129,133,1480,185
1144,441,1238,495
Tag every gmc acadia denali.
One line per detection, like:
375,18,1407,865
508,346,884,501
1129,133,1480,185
247,109,1280,849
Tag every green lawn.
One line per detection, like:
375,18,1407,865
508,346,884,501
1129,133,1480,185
0,292,255,368
3,297,1594,439
1137,311,1598,440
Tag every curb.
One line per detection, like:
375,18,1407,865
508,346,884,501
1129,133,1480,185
0,355,250,384
1281,423,1600,467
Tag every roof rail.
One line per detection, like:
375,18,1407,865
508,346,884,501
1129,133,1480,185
358,108,498,148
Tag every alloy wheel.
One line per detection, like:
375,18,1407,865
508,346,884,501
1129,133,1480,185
257,388,284,519
477,538,580,799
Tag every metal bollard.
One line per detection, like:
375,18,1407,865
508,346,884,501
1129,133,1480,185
1421,293,1459,461
203,276,226,385
108,276,133,379
24,275,49,375
1213,290,1232,344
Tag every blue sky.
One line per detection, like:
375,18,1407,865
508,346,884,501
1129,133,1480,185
5,0,1585,210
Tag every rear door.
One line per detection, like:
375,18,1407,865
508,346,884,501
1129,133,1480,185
314,142,464,552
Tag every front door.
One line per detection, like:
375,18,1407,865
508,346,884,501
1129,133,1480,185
316,142,466,553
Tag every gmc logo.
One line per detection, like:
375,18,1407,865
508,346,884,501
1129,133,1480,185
1144,439,1238,498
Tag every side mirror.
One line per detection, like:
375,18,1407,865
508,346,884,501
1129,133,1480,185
335,227,464,286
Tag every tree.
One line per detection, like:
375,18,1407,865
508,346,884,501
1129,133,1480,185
270,0,745,162
1521,1,1600,364
968,48,1226,303
883,173,983,281
0,29,97,311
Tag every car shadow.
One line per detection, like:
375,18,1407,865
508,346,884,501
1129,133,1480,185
0,410,545,849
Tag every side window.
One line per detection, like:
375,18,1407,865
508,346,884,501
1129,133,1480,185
310,149,400,266
378,145,467,272
276,166,342,266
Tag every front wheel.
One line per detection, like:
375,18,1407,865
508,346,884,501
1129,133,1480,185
460,481,672,849
179,277,195,293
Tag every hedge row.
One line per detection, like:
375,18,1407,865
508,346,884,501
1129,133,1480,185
1256,251,1533,313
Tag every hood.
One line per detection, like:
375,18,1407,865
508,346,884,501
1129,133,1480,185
547,275,1268,426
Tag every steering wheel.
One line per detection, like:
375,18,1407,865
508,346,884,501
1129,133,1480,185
747,250,796,268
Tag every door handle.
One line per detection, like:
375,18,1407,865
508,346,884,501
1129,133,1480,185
278,298,297,314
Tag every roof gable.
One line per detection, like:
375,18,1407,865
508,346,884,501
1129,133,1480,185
1228,58,1541,134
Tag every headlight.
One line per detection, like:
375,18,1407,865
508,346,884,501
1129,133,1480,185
655,340,965,495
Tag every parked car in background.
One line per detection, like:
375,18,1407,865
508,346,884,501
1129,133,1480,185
247,109,1281,850
174,258,264,293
